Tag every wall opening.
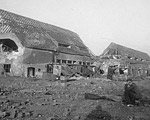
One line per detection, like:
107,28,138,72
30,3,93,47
0,39,18,53
46,64,53,73
62,60,67,64
4,64,11,73
147,70,150,76
119,68,124,74
68,60,72,64
27,67,35,77
56,59,61,64
79,61,82,65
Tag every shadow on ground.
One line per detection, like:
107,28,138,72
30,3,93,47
84,104,112,120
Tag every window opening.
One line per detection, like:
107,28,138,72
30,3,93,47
73,61,76,64
62,60,67,64
119,68,124,74
68,60,72,64
57,59,61,64
83,62,86,65
87,62,90,66
4,64,11,73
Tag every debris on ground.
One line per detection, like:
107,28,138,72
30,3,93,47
0,76,150,120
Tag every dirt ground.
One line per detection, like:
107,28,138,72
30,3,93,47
0,76,150,120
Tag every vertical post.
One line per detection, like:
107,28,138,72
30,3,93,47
52,51,56,63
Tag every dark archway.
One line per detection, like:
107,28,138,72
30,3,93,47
0,39,18,52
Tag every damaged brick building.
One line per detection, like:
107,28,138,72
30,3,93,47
100,42,150,79
0,9,94,78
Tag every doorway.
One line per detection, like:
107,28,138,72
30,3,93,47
27,67,35,77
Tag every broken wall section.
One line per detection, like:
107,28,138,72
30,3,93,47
0,33,25,76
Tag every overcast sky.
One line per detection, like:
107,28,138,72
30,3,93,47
0,0,150,56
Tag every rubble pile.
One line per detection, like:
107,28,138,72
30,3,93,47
61,65,95,79
0,77,150,120
0,78,118,120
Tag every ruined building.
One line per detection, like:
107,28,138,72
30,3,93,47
100,42,150,78
0,9,93,78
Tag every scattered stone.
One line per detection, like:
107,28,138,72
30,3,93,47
0,77,150,120
4,112,11,117
63,108,71,117
0,110,6,118
74,115,81,119
46,116,54,120
17,112,24,118
37,113,43,117
9,109,18,119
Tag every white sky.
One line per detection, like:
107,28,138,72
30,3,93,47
0,0,150,56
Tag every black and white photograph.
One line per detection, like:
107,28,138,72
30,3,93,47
0,0,150,119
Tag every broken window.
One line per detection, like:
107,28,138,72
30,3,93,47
68,60,72,64
135,57,138,61
141,59,145,62
90,62,93,65
147,70,150,76
56,59,61,64
79,61,82,65
4,64,11,73
73,61,76,64
62,60,67,64
138,69,142,75
119,68,124,74
78,47,88,52
87,62,90,66
127,56,131,59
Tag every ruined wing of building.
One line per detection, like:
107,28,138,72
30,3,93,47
0,9,94,78
99,42,150,78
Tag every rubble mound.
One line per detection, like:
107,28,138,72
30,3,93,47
0,76,150,120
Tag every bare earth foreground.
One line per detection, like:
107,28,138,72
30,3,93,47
0,76,150,120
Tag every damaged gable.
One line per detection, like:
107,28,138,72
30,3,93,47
0,9,93,78
0,10,58,51
100,42,150,78
101,42,150,61
0,9,89,56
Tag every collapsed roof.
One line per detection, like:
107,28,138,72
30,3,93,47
0,9,90,56
101,42,150,61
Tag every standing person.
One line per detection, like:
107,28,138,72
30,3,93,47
122,78,142,106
